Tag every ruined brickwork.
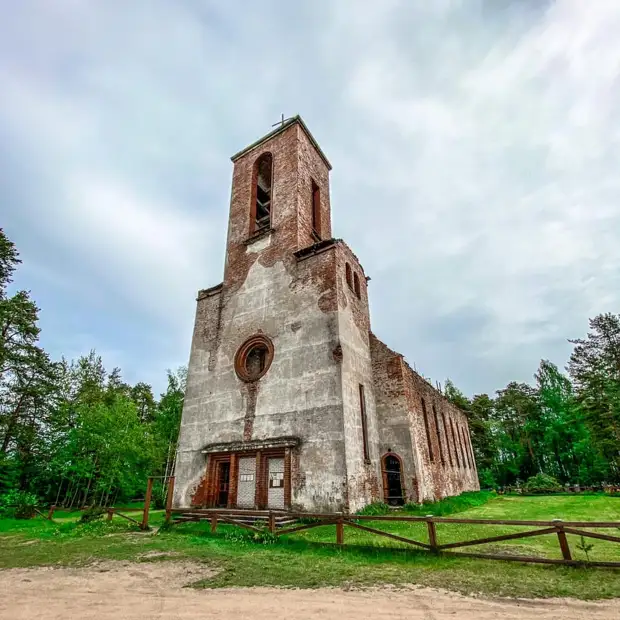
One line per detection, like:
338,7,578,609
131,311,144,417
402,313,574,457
173,116,478,514
370,335,478,503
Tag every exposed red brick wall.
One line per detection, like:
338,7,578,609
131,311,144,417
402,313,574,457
370,333,479,502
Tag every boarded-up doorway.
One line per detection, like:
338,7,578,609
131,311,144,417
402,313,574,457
267,457,285,509
237,456,257,508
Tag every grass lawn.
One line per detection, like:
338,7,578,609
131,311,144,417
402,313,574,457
296,494,620,563
1,495,619,600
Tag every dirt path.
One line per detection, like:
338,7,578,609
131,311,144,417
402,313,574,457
0,560,617,620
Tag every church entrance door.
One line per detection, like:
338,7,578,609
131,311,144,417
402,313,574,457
216,461,230,507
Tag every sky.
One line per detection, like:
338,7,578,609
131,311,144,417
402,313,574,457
2,0,620,398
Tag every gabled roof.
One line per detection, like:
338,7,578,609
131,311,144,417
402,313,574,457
230,115,332,170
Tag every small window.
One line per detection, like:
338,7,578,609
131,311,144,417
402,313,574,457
269,472,284,488
239,473,254,482
353,272,361,299
345,263,353,289
421,398,434,462
252,153,273,234
311,179,321,237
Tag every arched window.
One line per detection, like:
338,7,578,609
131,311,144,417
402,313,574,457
345,263,352,289
251,153,273,233
353,272,361,299
381,453,404,506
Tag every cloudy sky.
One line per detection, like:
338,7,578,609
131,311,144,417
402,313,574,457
2,0,620,398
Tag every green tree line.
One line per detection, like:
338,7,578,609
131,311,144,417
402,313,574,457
2,226,619,504
445,314,620,487
0,229,185,507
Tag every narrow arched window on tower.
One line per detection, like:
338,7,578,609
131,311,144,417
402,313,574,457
353,272,361,299
311,179,321,238
252,153,273,233
345,263,353,289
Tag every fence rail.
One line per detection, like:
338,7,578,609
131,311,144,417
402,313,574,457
169,508,620,568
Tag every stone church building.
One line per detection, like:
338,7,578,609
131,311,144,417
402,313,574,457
173,117,479,513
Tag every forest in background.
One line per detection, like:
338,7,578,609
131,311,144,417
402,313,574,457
1,226,619,507
444,314,620,487
0,229,184,507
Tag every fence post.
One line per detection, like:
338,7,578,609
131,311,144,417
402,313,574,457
426,515,438,553
107,509,114,522
47,505,56,521
210,514,218,534
141,477,153,531
268,511,276,534
165,476,175,524
553,519,572,562
336,517,344,545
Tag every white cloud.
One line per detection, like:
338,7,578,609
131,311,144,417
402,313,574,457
2,0,620,395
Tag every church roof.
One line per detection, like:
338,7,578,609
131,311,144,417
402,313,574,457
230,115,332,170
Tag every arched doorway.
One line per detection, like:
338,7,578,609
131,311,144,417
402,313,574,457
382,453,404,506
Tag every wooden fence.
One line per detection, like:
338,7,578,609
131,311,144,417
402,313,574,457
170,508,620,568
33,475,176,531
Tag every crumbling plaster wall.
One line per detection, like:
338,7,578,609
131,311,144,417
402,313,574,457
335,243,381,512
174,245,349,512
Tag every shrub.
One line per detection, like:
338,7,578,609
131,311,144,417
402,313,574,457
477,468,497,489
223,526,278,545
0,490,39,519
402,490,496,516
79,506,107,523
356,502,390,516
523,473,562,493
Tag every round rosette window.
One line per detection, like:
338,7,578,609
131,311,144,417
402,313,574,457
234,334,274,382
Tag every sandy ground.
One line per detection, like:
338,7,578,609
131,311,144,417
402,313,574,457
0,560,618,620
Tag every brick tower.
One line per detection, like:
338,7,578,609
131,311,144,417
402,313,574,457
173,116,479,513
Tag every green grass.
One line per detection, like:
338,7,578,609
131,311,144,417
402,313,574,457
1,495,619,600
295,493,620,563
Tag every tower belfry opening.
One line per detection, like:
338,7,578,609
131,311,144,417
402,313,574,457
254,153,272,232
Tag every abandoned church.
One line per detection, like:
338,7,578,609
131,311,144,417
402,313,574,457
173,116,479,513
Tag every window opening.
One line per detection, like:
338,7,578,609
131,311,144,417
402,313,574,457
346,263,353,288
460,426,470,469
449,418,461,467
353,272,361,299
433,405,445,466
311,179,321,237
421,398,434,462
442,411,453,467
234,334,274,382
359,384,370,461
253,153,272,233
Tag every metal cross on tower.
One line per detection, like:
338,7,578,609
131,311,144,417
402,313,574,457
272,114,293,128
